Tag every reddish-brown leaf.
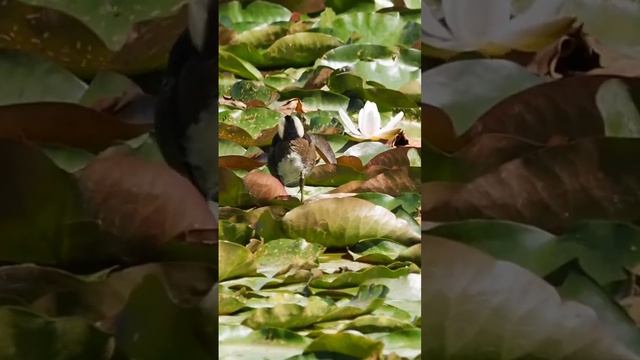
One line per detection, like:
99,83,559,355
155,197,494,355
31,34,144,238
219,155,264,170
462,76,628,144
79,153,215,243
0,102,150,152
244,171,288,204
367,147,418,168
423,104,463,153
426,137,640,233
336,155,364,171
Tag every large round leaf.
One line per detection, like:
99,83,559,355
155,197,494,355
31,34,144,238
282,197,420,248
79,152,215,242
330,12,407,46
254,238,325,278
424,236,640,359
264,32,343,68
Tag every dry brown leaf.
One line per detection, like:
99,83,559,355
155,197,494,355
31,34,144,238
219,155,264,170
359,168,419,196
79,153,215,243
423,104,463,153
303,67,334,89
244,171,288,204
0,102,150,152
463,75,616,145
426,137,640,233
336,155,364,171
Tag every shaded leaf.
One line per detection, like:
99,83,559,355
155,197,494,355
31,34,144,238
423,236,640,359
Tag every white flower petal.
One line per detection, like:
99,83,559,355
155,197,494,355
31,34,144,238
358,101,381,137
380,111,404,133
422,3,453,40
496,16,575,52
508,0,565,31
443,0,510,44
337,109,362,136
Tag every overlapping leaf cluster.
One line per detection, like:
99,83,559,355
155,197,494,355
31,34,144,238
0,1,218,358
218,1,421,358
424,1,640,358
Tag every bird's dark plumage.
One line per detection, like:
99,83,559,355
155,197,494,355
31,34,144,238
268,115,316,201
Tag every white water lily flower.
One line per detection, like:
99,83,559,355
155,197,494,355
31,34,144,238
338,101,404,141
423,0,575,55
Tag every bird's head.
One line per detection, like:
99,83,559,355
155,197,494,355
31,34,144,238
277,114,306,142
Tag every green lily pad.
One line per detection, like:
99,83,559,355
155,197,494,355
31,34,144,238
342,142,389,164
311,265,412,289
41,145,94,173
219,220,253,245
219,240,257,281
423,236,637,359
220,108,280,138
230,23,290,48
300,332,384,360
79,71,139,107
219,328,311,360
343,315,415,333
319,45,394,68
265,32,343,67
328,72,417,110
243,295,333,330
0,50,86,105
427,219,640,284
220,50,264,80
225,33,342,68
219,140,247,157
279,89,349,111
557,270,640,357
220,1,292,31
219,285,247,315
596,78,640,138
377,329,422,359
230,80,278,105
113,275,214,359
329,12,407,46
423,59,543,135
321,284,389,321
348,239,409,265
282,197,420,248
254,238,325,278
0,307,112,359
0,140,97,265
